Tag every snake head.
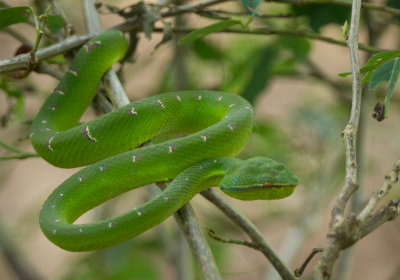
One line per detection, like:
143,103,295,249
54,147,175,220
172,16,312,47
220,157,298,201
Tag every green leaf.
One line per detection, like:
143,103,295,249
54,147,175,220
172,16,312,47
178,20,242,45
240,0,263,16
369,57,400,118
47,14,63,34
241,46,278,104
0,6,32,29
338,50,400,79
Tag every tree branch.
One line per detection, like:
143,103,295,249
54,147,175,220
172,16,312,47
201,189,296,280
314,0,363,278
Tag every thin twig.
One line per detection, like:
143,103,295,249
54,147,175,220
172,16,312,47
358,161,400,221
207,228,259,249
294,248,323,277
314,0,363,278
201,189,296,280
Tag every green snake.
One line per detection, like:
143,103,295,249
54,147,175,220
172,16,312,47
31,30,298,252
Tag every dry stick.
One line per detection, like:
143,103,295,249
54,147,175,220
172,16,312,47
314,0,363,279
201,189,296,280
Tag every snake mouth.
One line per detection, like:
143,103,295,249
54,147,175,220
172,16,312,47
220,183,294,192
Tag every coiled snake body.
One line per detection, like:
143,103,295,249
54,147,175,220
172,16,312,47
31,30,298,252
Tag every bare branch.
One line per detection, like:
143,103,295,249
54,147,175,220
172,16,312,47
314,0,363,277
358,161,400,222
201,189,296,280
174,203,222,280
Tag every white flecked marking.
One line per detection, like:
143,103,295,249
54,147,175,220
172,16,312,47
50,204,56,208
99,165,105,171
128,107,138,116
42,119,48,123
196,95,202,100
185,178,189,182
78,176,84,182
54,219,60,222
82,126,97,143
229,103,235,108
68,68,78,76
137,209,144,216
216,96,223,101
76,228,83,233
155,99,165,110
54,89,65,95
201,135,209,142
163,196,170,201
58,193,63,198
49,104,56,111
52,228,56,235
175,95,182,102
47,136,54,152
169,144,175,154
228,124,236,131
108,221,114,228
133,155,138,163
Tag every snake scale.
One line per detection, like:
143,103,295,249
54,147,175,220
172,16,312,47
30,30,298,252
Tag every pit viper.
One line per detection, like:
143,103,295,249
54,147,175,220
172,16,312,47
31,30,298,252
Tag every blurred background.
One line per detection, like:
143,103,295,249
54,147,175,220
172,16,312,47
1,0,400,279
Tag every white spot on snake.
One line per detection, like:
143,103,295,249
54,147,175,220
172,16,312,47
85,41,101,51
169,144,176,154
30,132,35,138
68,67,79,76
78,176,84,182
155,99,165,110
216,96,223,101
137,209,144,216
185,178,189,182
196,95,202,100
108,221,114,228
163,196,170,201
51,228,56,235
175,95,182,102
214,159,218,163
244,105,252,110
127,107,138,116
229,103,235,108
82,126,97,143
42,119,48,123
47,136,54,152
58,193,63,198
76,228,83,233
201,135,209,142
50,204,56,208
133,155,138,163
49,104,56,111
228,124,236,131
54,89,65,95
99,165,105,171
54,219,60,222
200,165,204,170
